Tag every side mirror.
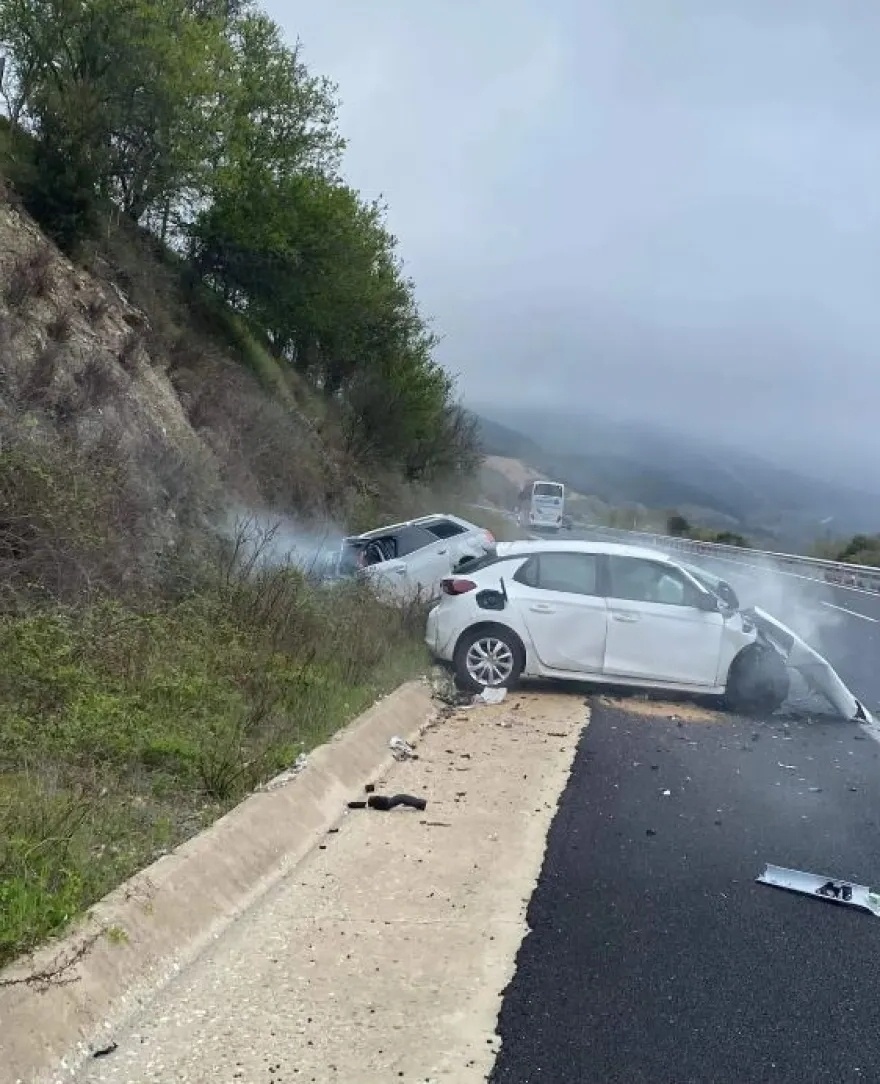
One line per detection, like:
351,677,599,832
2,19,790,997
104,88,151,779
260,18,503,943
694,590,720,613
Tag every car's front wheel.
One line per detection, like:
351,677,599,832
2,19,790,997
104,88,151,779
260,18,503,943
724,643,790,715
453,625,524,693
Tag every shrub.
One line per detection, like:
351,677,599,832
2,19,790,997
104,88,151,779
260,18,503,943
0,534,428,969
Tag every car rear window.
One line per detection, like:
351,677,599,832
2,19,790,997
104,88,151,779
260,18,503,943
534,483,564,497
422,520,467,539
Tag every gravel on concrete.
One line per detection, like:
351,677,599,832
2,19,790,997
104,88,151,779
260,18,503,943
71,688,589,1084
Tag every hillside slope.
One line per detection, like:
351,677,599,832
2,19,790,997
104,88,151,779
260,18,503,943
0,0,478,974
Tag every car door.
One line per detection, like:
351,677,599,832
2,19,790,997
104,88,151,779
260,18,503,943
393,526,452,599
512,552,608,673
421,519,473,569
603,556,724,686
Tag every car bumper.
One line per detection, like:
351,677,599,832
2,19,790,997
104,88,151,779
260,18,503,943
425,605,458,661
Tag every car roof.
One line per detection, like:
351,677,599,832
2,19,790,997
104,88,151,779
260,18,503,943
495,539,675,563
346,513,476,543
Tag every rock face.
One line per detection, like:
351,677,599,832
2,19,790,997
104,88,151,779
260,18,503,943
0,195,356,571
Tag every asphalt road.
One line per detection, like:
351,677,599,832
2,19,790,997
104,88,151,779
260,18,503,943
490,702,880,1084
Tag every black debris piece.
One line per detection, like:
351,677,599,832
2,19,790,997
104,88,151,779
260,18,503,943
367,793,427,812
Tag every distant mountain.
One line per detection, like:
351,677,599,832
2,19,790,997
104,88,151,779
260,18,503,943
473,415,544,462
474,407,880,546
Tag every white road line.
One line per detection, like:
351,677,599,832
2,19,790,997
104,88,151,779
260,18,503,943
820,600,879,623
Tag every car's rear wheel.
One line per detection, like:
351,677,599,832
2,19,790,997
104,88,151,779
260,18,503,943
453,625,523,693
724,643,790,715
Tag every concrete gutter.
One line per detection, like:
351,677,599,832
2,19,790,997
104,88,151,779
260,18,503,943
0,680,436,1084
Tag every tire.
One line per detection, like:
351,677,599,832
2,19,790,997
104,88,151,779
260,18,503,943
724,643,790,716
453,625,524,694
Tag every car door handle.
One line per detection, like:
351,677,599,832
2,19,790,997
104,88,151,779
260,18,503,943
612,613,639,623
529,603,555,613
436,548,447,555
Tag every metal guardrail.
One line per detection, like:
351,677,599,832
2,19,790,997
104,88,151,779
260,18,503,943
568,523,880,595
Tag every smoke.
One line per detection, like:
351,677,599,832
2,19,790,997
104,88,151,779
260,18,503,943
688,550,842,647
221,505,348,579
685,549,852,713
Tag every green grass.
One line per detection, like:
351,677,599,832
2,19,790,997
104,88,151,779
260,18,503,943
0,579,427,971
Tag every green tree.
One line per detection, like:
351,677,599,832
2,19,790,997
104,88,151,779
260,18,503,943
1,0,231,234
667,513,691,537
713,530,750,548
214,10,343,184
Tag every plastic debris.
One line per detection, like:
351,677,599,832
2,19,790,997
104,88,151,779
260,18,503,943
757,863,880,917
476,687,507,705
260,751,308,791
389,736,417,761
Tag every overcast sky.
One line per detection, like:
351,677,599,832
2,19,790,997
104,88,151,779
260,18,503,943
267,0,880,484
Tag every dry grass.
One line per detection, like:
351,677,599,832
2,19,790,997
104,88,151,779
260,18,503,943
3,247,53,310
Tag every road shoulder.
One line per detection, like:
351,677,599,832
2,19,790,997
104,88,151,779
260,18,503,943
72,689,588,1083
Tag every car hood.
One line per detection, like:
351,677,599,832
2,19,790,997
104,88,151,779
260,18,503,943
745,606,873,723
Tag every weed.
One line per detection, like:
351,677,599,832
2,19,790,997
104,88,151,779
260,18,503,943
0,526,428,969
117,329,142,373
46,309,74,342
85,296,109,324
74,354,119,406
4,249,53,310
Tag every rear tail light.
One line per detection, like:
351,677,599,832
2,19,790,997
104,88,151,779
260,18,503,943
482,529,495,547
441,578,477,596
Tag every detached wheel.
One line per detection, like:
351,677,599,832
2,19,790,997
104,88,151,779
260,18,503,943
453,625,523,694
725,643,790,716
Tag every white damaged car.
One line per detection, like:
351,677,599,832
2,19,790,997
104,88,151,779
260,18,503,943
321,514,497,602
425,539,872,721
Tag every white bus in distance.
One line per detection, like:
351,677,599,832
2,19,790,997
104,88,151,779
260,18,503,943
516,480,566,532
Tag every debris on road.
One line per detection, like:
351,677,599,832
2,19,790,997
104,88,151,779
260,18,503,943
367,793,427,812
92,1042,118,1059
601,696,721,724
757,863,880,917
390,735,417,761
467,687,508,707
259,752,308,791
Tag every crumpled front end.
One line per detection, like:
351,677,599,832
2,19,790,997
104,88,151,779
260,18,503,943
745,606,873,723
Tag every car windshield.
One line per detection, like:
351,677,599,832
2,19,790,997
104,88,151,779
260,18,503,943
679,562,739,609
338,541,366,575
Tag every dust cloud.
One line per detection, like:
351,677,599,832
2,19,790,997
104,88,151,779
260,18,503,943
689,551,843,655
221,507,348,579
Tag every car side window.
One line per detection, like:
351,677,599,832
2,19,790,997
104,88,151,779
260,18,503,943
607,557,698,607
423,520,467,539
514,552,599,596
392,526,435,557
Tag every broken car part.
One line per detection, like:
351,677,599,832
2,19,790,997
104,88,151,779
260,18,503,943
367,793,427,812
389,736,417,761
747,607,873,722
757,863,880,917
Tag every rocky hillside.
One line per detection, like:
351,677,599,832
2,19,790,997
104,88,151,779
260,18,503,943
0,0,480,977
